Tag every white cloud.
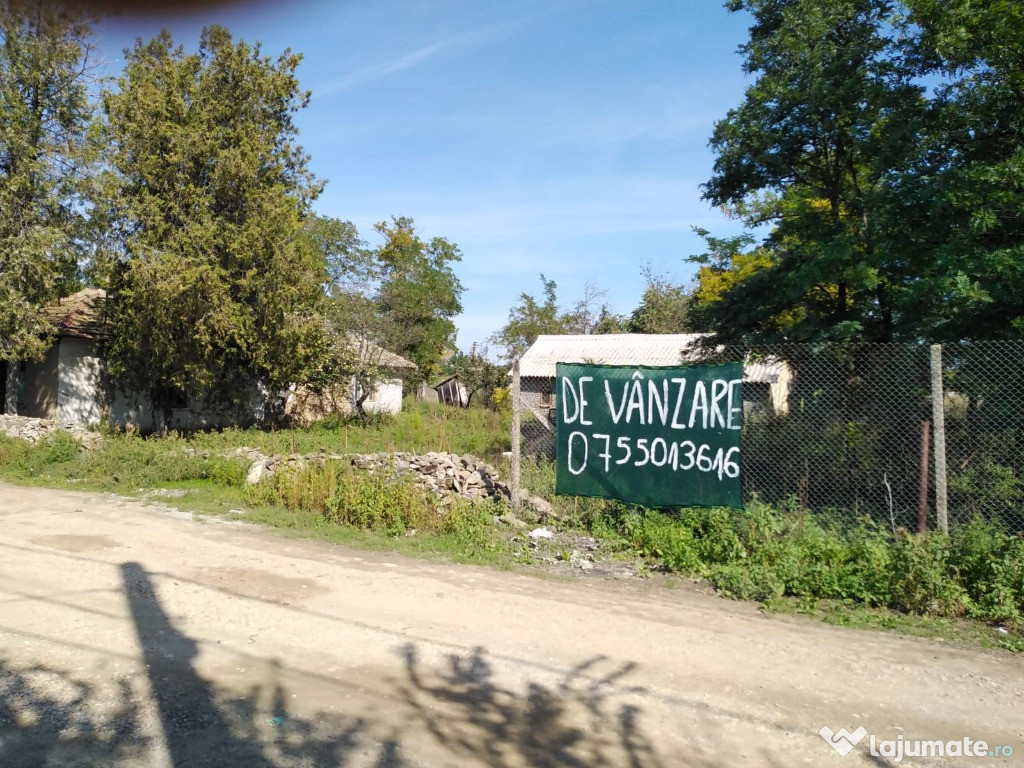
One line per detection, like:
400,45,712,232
318,39,458,94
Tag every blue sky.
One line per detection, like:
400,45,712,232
94,0,755,355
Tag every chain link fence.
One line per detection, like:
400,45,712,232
513,341,1024,532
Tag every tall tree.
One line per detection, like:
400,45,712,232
373,216,463,381
897,0,1024,339
0,1,95,363
700,0,924,343
101,26,327,422
627,267,694,334
490,274,567,360
305,215,410,416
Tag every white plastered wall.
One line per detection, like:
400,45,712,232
360,377,404,415
56,337,104,426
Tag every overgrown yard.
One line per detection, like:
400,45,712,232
1,402,1021,653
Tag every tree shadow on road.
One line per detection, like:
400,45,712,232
0,658,147,768
395,643,667,768
1,560,761,767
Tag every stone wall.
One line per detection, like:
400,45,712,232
0,414,102,449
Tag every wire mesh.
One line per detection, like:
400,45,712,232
513,341,1024,532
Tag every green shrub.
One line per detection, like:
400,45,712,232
833,519,894,605
709,563,785,602
886,532,969,616
951,519,1024,624
622,509,702,573
560,490,1023,628
242,460,501,540
40,432,81,464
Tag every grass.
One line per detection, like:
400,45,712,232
183,401,511,458
764,598,1024,653
514,457,1024,653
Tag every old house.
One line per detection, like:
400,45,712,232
285,339,417,425
1,288,267,430
2,288,106,424
515,334,792,450
3,288,416,430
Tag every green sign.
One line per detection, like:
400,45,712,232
554,362,744,508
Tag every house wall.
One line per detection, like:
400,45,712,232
19,345,59,419
417,382,439,404
435,379,468,407
56,337,104,425
109,387,265,433
362,377,403,415
520,376,555,420
108,388,156,432
285,384,354,427
769,365,793,415
519,376,557,457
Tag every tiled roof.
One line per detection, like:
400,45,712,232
516,334,785,383
42,288,107,339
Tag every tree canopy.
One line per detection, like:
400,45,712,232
100,26,327,419
0,1,95,362
696,0,1024,344
372,216,464,382
490,275,567,360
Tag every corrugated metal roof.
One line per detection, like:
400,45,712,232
516,334,785,383
517,334,706,376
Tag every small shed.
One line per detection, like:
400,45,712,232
433,374,469,407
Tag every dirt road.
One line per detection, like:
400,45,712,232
0,482,1020,767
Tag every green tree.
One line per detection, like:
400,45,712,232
308,216,417,417
445,347,505,409
701,0,924,343
896,0,1024,339
101,26,327,423
303,213,373,291
627,267,694,334
0,1,95,363
373,216,463,382
490,274,567,360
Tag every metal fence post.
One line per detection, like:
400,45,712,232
510,357,522,513
918,420,930,533
930,344,948,533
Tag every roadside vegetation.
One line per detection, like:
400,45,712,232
1,403,1022,653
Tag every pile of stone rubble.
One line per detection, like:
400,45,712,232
0,414,102,450
240,448,553,519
